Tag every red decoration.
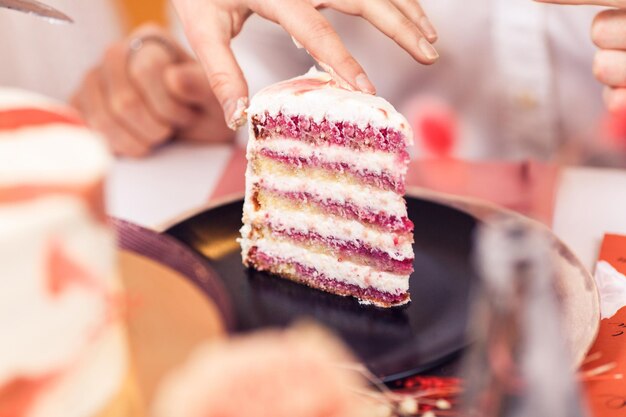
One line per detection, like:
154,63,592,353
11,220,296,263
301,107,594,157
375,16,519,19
0,108,83,131
419,114,456,157
46,239,100,297
410,99,458,157
602,107,626,149
0,375,57,417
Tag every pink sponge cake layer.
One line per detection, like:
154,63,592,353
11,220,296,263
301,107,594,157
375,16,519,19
258,148,407,193
240,68,414,308
248,248,410,306
257,187,414,233
266,227,414,274
253,113,408,154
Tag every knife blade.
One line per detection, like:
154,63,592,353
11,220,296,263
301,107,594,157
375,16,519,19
0,0,72,23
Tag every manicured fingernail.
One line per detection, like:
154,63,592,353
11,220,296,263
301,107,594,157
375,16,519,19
419,37,439,61
223,99,236,126
225,97,249,130
419,16,438,42
355,73,376,95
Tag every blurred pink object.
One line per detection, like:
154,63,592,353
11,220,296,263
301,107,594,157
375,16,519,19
406,159,559,225
602,107,626,149
210,146,247,202
405,97,458,158
152,323,371,417
576,107,626,167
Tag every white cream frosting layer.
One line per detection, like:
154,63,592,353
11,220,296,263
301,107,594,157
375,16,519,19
253,137,407,177
0,124,110,186
241,236,409,295
595,260,626,320
0,196,125,417
248,68,413,145
31,324,128,417
252,172,408,218
245,205,413,261
0,88,63,112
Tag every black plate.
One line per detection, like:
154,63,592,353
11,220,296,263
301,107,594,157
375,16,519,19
164,195,479,383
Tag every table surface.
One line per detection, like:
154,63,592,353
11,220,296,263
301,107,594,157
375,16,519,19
106,142,626,273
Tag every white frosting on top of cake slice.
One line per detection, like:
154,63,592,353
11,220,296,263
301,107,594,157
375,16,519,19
247,68,413,145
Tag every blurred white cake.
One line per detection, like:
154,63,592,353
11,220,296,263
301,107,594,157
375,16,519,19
0,88,137,417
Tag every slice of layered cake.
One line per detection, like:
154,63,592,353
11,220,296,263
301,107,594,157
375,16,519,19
240,69,414,307
0,89,139,417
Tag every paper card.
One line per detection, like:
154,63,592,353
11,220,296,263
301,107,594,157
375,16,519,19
584,234,626,416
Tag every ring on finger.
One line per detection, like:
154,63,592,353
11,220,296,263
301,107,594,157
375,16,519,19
128,34,184,66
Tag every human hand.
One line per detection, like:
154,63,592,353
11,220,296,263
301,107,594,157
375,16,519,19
171,0,439,129
536,0,626,111
72,24,233,158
